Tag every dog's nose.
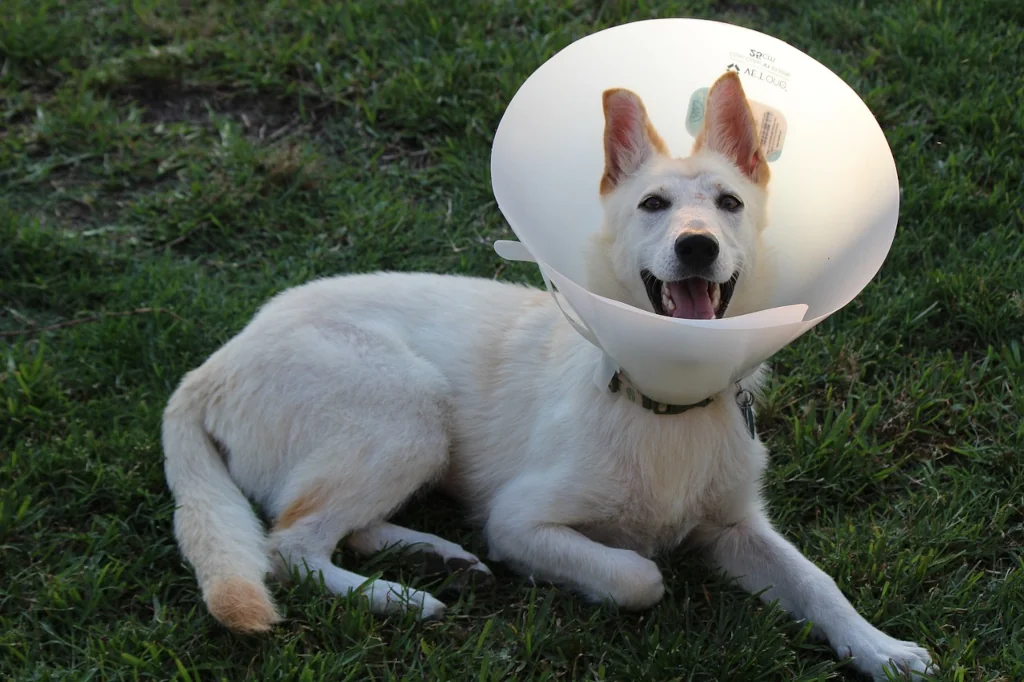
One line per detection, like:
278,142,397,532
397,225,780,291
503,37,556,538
675,234,720,270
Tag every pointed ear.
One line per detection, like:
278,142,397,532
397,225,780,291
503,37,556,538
600,88,668,194
692,72,769,186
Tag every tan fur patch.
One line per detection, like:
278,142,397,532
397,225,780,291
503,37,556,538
207,577,280,633
274,484,328,530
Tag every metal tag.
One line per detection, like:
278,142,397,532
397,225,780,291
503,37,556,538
736,389,756,439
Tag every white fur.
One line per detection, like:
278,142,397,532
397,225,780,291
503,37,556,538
162,76,934,679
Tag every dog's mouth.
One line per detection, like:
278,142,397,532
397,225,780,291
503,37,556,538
641,270,739,320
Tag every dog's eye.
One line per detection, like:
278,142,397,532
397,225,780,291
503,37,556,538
639,195,670,212
717,193,743,212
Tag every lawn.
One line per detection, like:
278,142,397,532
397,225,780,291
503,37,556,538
1,0,1022,680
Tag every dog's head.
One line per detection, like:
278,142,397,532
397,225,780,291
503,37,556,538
589,72,771,320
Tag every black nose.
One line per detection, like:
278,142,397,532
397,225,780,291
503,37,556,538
675,234,720,270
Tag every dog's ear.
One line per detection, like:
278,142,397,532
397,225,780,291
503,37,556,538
692,72,769,187
601,89,668,195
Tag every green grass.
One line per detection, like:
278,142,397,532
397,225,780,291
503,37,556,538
2,0,1022,679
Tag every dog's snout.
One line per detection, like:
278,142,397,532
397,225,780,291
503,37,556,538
675,234,720,270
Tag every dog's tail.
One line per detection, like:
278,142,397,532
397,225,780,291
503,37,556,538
162,375,280,633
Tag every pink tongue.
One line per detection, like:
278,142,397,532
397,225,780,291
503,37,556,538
668,280,715,320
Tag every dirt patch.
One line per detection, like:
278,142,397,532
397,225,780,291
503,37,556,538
377,139,434,170
131,87,300,134
710,1,769,18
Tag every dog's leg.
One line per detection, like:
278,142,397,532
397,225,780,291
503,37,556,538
347,522,493,574
484,479,665,609
267,421,452,620
263,336,455,620
697,510,934,680
347,522,494,589
270,507,446,619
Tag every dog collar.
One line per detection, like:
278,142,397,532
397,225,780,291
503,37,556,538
608,370,757,438
608,371,713,415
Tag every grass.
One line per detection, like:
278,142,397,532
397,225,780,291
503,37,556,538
1,0,1022,679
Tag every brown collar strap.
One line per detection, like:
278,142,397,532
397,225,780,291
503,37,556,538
608,371,714,416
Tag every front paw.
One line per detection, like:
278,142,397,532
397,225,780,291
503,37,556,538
582,550,665,610
834,625,935,680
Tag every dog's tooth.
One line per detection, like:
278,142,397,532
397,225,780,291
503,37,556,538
662,285,675,312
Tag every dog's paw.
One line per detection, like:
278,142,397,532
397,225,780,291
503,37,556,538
414,593,448,621
395,588,447,621
418,550,496,593
443,556,497,591
587,550,664,610
364,579,447,621
834,626,935,680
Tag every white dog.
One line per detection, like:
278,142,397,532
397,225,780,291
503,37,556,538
163,72,934,679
